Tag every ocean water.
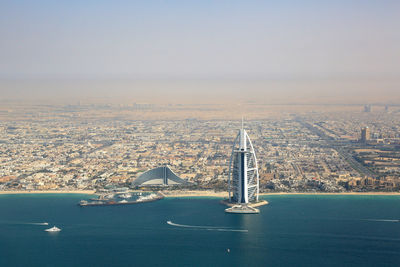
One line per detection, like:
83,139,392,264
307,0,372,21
0,194,399,267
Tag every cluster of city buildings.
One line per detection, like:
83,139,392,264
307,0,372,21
0,103,399,193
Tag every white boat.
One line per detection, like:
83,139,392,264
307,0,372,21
45,226,61,232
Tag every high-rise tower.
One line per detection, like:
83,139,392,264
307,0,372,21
227,122,259,204
361,127,370,143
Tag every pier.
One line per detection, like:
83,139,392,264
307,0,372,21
78,192,164,207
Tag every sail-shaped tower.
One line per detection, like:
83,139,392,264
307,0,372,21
227,123,259,205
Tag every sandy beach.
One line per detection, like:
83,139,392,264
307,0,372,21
160,190,228,198
0,190,96,195
260,192,400,196
1,190,399,197
161,190,400,198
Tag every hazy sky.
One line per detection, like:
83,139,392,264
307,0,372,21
1,0,399,78
0,0,399,103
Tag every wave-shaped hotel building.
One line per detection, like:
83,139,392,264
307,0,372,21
132,165,189,186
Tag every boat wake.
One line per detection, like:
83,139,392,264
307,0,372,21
0,220,49,226
166,221,248,232
27,222,49,225
362,219,400,223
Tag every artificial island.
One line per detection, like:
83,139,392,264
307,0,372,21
223,123,268,213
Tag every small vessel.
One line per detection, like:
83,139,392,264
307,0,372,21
45,226,61,232
119,193,132,199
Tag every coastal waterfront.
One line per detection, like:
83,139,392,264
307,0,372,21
161,190,400,198
2,109,400,194
0,190,96,195
1,194,399,266
2,189,400,197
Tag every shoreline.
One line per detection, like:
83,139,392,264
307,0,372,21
260,192,400,196
0,190,96,195
161,190,400,198
0,190,399,197
161,190,227,198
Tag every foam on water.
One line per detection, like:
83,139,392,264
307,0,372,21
167,220,248,232
362,219,400,223
0,221,49,226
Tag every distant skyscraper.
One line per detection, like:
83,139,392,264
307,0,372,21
227,122,259,204
385,105,389,112
361,127,370,143
364,105,371,113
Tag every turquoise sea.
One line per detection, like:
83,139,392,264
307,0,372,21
0,194,399,267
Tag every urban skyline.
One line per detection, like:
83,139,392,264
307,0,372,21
1,103,399,194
